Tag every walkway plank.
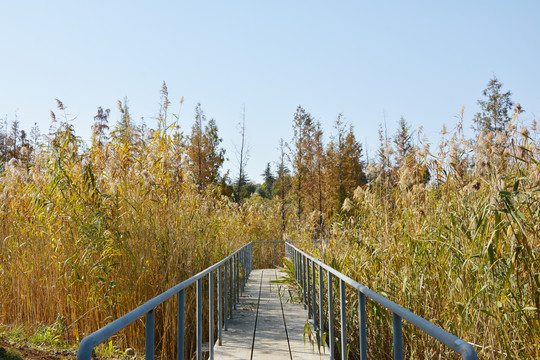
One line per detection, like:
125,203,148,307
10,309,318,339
215,269,330,360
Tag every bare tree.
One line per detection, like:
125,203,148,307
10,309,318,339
234,105,249,202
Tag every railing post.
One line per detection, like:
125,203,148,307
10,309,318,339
293,249,300,283
243,248,247,289
241,249,245,291
311,260,316,323
393,313,403,360
298,253,302,294
318,264,324,342
235,253,239,305
229,258,234,314
145,309,155,360
307,258,311,316
224,262,229,330
177,290,185,360
273,242,276,267
218,266,223,344
340,280,347,360
302,255,307,309
197,278,202,360
209,272,214,360
328,271,335,360
295,251,298,282
233,255,236,310
358,292,367,360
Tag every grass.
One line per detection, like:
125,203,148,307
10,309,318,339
0,116,287,358
1,101,538,359
295,122,540,359
0,348,23,360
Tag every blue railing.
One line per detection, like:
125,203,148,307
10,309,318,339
77,241,478,360
76,240,283,360
286,243,478,360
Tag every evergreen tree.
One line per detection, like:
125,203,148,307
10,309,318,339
377,122,393,184
186,103,225,189
394,116,413,169
326,114,347,208
473,76,515,134
260,163,275,199
342,125,366,190
291,106,315,219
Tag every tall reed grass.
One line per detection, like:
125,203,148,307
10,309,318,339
0,117,289,358
300,120,539,359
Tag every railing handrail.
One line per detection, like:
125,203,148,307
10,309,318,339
77,240,478,360
286,243,478,360
77,240,285,359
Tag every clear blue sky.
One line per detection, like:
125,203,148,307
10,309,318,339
1,1,539,182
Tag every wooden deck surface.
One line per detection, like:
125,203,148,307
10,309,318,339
214,269,330,360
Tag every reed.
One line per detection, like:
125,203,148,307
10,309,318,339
0,114,286,358
300,119,539,359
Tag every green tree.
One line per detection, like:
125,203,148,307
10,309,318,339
186,103,225,189
259,163,275,199
291,106,316,219
343,126,366,185
394,116,412,169
376,121,393,184
473,76,514,134
326,114,347,208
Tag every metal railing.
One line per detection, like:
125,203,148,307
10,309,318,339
77,240,478,360
76,240,285,360
286,243,479,360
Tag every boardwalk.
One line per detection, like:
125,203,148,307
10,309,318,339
214,269,330,360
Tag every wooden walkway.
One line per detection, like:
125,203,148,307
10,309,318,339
214,269,330,360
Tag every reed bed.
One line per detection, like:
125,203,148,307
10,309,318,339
0,121,285,358
300,122,539,359
1,104,538,359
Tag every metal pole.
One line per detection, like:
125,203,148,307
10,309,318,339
302,255,307,309
243,248,246,290
328,272,334,360
229,258,234,314
218,267,222,344
145,309,154,360
239,250,242,292
393,313,403,360
358,292,367,360
197,278,202,360
177,290,185,360
273,243,276,267
340,280,347,360
235,253,239,305
293,249,300,283
319,264,324,342
209,272,214,360
298,252,301,294
311,260,316,322
224,263,229,330
250,243,253,273
307,258,311,317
